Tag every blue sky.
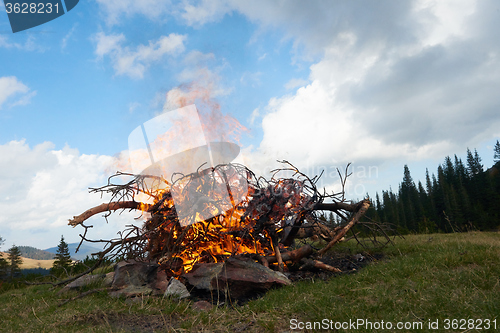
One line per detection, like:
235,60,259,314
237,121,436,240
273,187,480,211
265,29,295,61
1,1,500,250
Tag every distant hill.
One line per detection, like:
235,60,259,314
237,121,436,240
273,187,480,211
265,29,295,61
0,252,54,269
18,246,55,260
43,243,102,261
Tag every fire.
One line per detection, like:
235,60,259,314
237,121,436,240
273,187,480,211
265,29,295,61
105,81,313,276
136,163,314,276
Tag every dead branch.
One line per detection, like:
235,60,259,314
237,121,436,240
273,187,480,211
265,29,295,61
69,201,143,227
265,244,314,264
67,162,376,278
299,259,341,273
317,199,371,256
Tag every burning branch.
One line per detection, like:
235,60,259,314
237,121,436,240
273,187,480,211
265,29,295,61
68,162,374,278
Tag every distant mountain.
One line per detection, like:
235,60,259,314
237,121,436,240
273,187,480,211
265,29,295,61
43,243,103,261
18,246,55,260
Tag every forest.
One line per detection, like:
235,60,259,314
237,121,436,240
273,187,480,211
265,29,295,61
364,142,500,234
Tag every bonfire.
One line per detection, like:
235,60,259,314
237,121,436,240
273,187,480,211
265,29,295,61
68,161,375,280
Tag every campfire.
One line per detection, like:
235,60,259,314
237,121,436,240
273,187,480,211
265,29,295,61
69,161,374,284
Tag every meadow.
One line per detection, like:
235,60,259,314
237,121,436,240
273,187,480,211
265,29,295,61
0,232,498,332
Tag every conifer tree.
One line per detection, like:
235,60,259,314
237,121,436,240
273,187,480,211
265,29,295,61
52,235,72,275
0,236,7,279
7,245,23,279
494,140,500,164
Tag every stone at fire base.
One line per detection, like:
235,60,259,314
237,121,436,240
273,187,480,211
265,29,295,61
109,259,159,298
182,257,291,299
164,277,191,299
58,273,106,294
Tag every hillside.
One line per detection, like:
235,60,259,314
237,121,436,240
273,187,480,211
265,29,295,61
0,252,54,269
18,246,55,260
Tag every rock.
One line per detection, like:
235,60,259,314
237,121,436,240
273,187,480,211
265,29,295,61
353,254,365,262
192,300,213,311
103,272,115,287
219,257,291,298
151,269,169,292
112,260,158,288
164,277,190,299
182,262,224,291
58,273,105,294
109,285,153,298
183,257,291,299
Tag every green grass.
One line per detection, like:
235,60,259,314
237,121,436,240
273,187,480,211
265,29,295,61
1,232,499,332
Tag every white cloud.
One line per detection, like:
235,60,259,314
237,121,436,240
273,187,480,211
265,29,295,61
0,35,45,52
248,108,260,125
61,23,78,51
91,0,500,195
0,140,134,249
178,0,500,196
0,76,35,110
284,78,308,90
181,0,232,27
95,0,172,26
92,32,187,79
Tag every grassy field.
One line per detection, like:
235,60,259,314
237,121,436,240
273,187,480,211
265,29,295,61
0,252,54,269
0,232,499,332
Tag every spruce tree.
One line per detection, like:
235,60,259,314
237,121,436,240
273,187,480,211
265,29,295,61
494,140,500,164
7,245,23,279
0,236,7,279
52,235,72,275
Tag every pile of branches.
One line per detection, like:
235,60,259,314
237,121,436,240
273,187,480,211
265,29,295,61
67,161,392,281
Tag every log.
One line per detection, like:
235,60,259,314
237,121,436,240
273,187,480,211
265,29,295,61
317,199,370,256
314,201,360,212
68,201,143,227
295,221,342,241
265,244,313,264
299,258,341,273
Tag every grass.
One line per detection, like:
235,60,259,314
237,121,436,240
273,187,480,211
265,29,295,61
0,252,54,269
0,231,499,332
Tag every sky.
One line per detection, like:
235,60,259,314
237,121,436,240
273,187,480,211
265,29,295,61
1,0,500,250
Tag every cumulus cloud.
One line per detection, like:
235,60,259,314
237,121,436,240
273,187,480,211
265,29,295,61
197,2,497,151
0,140,133,249
0,76,36,110
92,32,187,79
92,0,500,195
174,0,500,195
284,78,308,90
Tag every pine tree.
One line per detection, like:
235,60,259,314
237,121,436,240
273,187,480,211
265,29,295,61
7,245,23,279
52,235,72,275
0,236,7,279
494,140,500,164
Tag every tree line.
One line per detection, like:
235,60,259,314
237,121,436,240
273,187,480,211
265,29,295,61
0,234,77,283
365,141,500,234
